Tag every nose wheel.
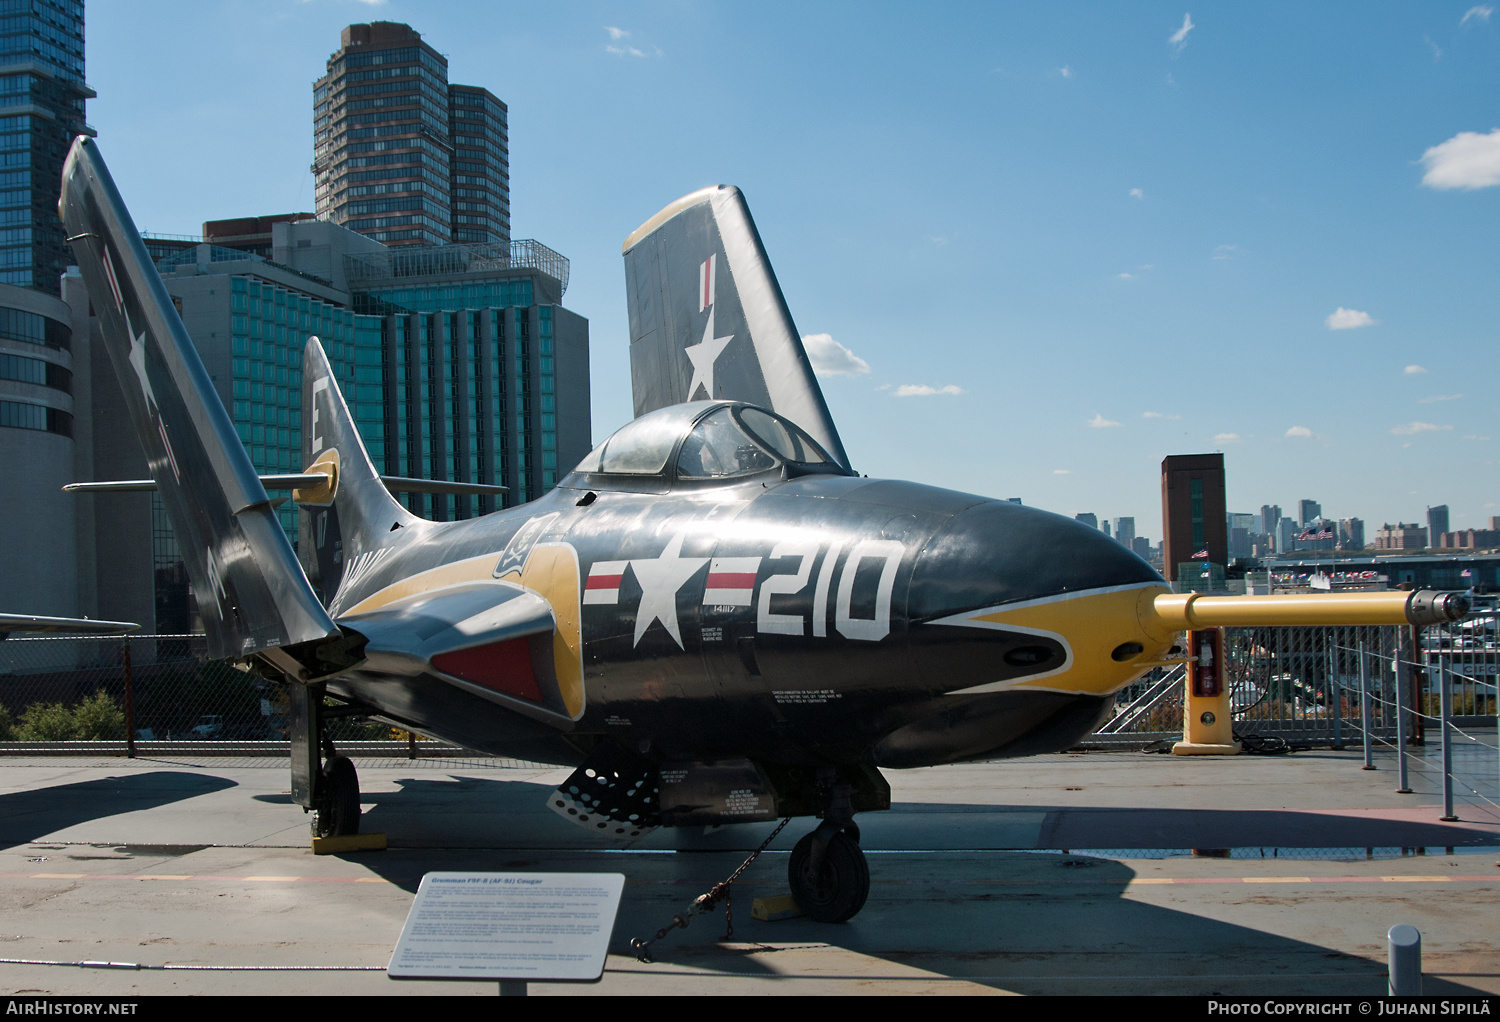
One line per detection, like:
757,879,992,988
788,820,870,923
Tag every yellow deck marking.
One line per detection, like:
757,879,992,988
1378,875,1453,882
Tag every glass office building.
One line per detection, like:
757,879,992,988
0,0,91,294
90,220,589,632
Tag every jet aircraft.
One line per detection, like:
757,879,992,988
58,137,1468,923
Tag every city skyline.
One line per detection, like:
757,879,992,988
82,2,1498,538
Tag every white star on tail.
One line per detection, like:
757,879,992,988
684,307,733,401
630,531,708,648
126,328,156,411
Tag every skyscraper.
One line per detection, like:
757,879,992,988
313,22,510,248
0,0,91,293
1073,512,1097,529
1427,505,1449,543
1260,504,1281,538
0,0,91,618
448,84,510,245
1114,517,1135,548
1299,499,1321,527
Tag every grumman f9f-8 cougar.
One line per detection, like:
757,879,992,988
59,137,1469,923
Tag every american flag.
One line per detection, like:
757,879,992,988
1191,548,1209,559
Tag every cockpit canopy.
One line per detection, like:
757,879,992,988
568,401,850,484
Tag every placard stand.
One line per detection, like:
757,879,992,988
388,872,626,996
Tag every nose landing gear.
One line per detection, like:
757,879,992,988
788,819,869,922
787,774,871,923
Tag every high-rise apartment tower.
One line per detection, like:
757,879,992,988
313,22,510,248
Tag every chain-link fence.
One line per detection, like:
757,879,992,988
0,634,395,746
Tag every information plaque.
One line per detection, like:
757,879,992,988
388,872,626,985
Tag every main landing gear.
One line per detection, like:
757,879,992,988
287,681,363,838
787,778,871,923
313,751,361,838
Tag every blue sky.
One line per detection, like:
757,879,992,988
88,1,1500,541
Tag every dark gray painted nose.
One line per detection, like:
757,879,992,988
909,500,1163,625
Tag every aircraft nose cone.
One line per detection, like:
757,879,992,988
910,501,1162,623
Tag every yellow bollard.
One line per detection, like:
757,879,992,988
1172,627,1240,756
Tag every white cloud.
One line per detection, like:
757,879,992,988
1464,434,1492,441
1088,413,1122,428
1214,432,1241,443
801,333,870,376
1426,35,1444,61
605,26,630,40
1419,393,1463,404
1142,411,1182,419
1420,129,1500,190
1390,422,1452,435
1326,307,1376,330
1059,66,1074,78
1129,188,1144,199
1212,244,1238,260
895,384,963,397
1052,469,1073,475
1117,272,1134,280
1461,6,1494,26
1285,425,1314,438
1404,364,1429,375
1169,13,1195,50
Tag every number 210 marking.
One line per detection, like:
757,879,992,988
756,540,904,641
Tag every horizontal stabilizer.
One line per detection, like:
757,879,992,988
376,476,508,496
339,581,580,727
0,613,138,636
622,185,851,469
58,136,338,662
64,475,506,496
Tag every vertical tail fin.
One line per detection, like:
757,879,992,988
58,136,337,660
297,337,417,612
622,185,851,470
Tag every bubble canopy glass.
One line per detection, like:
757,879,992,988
570,401,842,480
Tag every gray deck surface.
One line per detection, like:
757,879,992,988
0,743,1497,996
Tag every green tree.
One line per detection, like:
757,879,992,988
14,692,125,740
0,703,12,741
16,702,77,740
71,691,125,740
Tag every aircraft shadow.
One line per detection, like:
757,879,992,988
0,771,237,851
318,773,1494,995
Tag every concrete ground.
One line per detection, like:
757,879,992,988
0,742,1497,996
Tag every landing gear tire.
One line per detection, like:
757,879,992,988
311,755,361,838
788,829,869,923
